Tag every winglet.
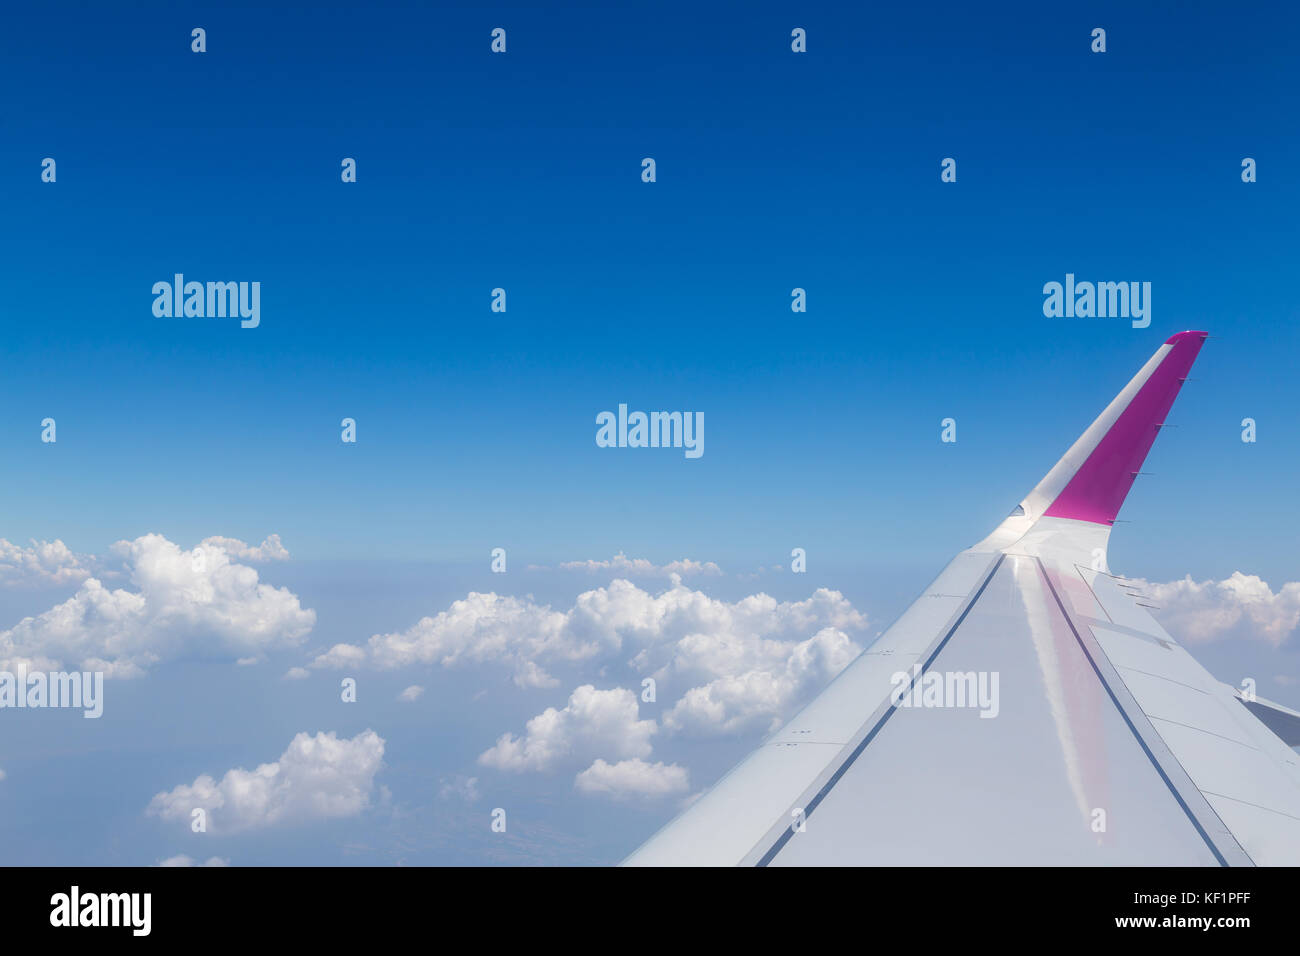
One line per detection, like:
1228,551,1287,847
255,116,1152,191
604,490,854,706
1025,331,1208,526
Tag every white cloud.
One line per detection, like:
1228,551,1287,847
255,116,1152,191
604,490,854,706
0,538,92,588
147,730,385,833
284,667,311,681
1139,572,1300,647
0,768,6,782
157,855,229,867
312,643,370,670
310,576,866,704
307,574,867,799
397,685,424,702
0,533,315,677
311,590,572,687
200,534,290,563
511,660,559,689
552,553,723,577
574,758,689,799
479,685,656,773
662,626,861,735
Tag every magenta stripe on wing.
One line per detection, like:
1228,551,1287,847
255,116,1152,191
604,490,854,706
1043,331,1208,525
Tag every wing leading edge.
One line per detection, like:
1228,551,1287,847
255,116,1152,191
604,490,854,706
624,332,1300,866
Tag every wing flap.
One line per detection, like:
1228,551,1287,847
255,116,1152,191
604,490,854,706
1076,566,1300,864
1240,696,1300,748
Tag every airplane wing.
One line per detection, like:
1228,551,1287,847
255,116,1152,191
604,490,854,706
624,331,1300,866
1239,693,1300,748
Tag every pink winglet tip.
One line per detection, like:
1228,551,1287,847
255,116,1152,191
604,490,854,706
1043,331,1209,526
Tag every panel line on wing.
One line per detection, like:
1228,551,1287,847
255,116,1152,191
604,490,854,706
1115,665,1218,696
1200,792,1300,824
1148,715,1264,751
750,553,1007,867
1036,558,1248,866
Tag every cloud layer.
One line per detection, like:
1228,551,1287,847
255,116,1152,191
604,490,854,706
0,533,314,677
148,730,385,833
0,538,92,588
1140,572,1300,647
551,553,722,577
574,758,689,799
311,576,866,700
661,625,860,735
157,855,230,867
199,534,290,563
479,685,656,773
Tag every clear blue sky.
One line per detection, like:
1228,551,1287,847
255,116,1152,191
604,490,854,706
0,0,1295,577
0,0,1296,865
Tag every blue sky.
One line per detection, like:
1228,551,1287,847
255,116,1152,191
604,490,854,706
0,1,1296,865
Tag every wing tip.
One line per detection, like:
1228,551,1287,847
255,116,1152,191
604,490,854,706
1038,331,1209,526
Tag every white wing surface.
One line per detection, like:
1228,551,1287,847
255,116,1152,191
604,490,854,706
625,331,1300,866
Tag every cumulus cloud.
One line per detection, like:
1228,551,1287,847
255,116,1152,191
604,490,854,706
157,855,229,867
0,533,314,677
1139,572,1300,647
200,534,290,563
311,591,569,687
312,643,368,671
0,538,92,588
305,573,866,803
147,730,385,833
574,758,689,799
549,553,722,577
311,576,866,703
479,685,656,773
397,685,424,702
661,626,861,735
